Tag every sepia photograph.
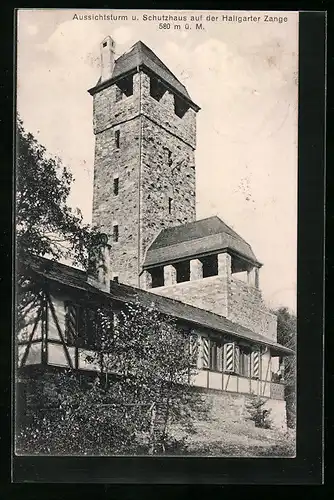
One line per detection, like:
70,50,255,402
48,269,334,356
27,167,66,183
15,8,299,459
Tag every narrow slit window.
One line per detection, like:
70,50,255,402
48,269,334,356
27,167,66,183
103,41,107,48
113,177,119,196
168,197,173,215
166,148,173,167
113,224,119,242
115,130,120,149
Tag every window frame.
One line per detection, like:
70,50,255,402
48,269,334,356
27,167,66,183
113,177,119,196
113,224,119,242
168,196,173,215
114,129,120,149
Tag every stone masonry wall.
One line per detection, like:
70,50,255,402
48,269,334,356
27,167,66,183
139,116,196,274
92,70,198,289
151,275,229,318
204,390,287,431
92,117,141,287
139,72,197,284
228,278,277,341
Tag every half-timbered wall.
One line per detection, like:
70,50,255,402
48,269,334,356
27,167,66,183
17,288,284,403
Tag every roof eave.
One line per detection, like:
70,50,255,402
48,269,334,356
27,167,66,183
88,63,201,112
143,247,262,270
29,266,293,357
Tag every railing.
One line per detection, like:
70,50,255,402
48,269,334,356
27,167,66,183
270,382,285,401
192,371,285,400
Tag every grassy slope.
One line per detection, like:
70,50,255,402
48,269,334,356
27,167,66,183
172,420,296,457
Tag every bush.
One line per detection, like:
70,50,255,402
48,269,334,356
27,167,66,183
245,394,272,429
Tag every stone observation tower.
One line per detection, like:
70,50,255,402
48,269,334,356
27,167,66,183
89,36,277,343
88,36,200,289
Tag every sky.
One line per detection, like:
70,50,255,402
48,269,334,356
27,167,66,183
17,9,299,313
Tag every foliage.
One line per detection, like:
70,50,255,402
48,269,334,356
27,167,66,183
245,393,272,429
16,116,106,270
16,117,107,335
273,307,297,428
16,372,146,456
16,301,210,455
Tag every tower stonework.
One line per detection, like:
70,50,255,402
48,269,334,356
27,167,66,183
89,40,200,288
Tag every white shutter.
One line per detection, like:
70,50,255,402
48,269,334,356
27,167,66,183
251,350,260,379
234,344,240,374
202,337,209,368
224,342,235,372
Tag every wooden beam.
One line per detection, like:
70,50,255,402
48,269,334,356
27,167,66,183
47,294,74,369
20,301,43,367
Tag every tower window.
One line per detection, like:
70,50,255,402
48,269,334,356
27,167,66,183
150,267,164,288
115,130,120,149
113,224,119,242
166,148,173,167
175,260,190,283
115,75,133,101
113,177,119,196
201,254,218,278
103,41,107,48
168,197,173,215
174,94,190,118
150,76,167,102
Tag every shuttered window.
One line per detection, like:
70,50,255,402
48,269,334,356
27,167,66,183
224,342,235,372
202,337,224,372
189,334,198,367
239,347,251,377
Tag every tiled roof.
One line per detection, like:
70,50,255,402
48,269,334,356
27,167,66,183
89,41,199,109
144,216,260,268
23,256,293,356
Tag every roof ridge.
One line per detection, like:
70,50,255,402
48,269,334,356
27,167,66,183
136,40,187,91
214,216,252,247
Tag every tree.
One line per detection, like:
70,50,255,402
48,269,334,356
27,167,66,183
16,117,106,328
16,116,106,268
16,301,210,455
274,307,296,428
245,393,272,429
